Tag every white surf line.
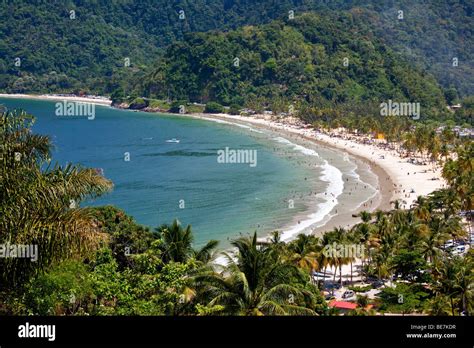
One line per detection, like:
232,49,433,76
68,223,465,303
144,112,369,265
273,136,320,157
270,136,345,242
346,162,379,212
280,160,344,242
214,135,344,265
198,116,265,133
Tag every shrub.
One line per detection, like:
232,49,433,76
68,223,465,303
168,101,188,113
129,97,148,110
348,285,372,293
204,102,224,114
110,88,125,104
229,104,242,115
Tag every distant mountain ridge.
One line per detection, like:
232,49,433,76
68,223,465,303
0,0,471,97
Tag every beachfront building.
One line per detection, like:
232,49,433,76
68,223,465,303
329,300,357,314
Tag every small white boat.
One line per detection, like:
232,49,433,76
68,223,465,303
166,138,180,143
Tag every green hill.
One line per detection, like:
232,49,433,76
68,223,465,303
137,12,447,119
0,0,472,98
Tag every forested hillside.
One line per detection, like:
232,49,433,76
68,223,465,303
0,0,472,97
0,1,160,94
137,12,447,119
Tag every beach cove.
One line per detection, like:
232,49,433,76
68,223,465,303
0,94,445,245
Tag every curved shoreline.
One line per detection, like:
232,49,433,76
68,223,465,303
178,112,395,236
0,94,444,239
186,112,444,205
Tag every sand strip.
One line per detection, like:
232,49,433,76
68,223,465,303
0,93,112,106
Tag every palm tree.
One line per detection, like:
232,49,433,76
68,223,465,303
286,234,321,283
330,227,349,286
427,295,452,315
318,232,334,288
402,132,417,156
428,133,441,164
194,233,318,315
442,143,473,235
439,143,450,163
345,230,360,284
268,230,286,254
428,188,462,219
357,210,372,223
419,226,443,264
0,109,113,287
155,219,219,264
433,254,473,315
412,196,432,222
353,219,378,281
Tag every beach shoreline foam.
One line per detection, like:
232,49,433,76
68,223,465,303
192,112,445,203
198,114,392,237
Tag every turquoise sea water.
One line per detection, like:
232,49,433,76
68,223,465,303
2,98,345,247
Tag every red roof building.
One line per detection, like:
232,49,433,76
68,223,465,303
329,300,357,310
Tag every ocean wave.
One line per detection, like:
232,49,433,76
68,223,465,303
350,163,379,211
203,117,264,133
341,160,379,211
280,160,344,241
269,135,344,241
273,137,320,157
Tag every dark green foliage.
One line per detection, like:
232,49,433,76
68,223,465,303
453,96,474,126
194,232,326,315
378,283,431,314
390,250,430,282
229,104,242,115
445,87,459,105
168,100,188,113
204,101,224,113
22,260,94,315
129,97,149,110
348,285,372,293
154,219,219,264
0,1,159,95
0,109,113,288
110,88,126,105
89,206,159,269
20,248,196,316
141,12,447,118
0,1,471,97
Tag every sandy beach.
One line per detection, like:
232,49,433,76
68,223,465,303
185,113,388,235
194,113,446,208
188,112,446,279
0,93,112,106
171,112,445,238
